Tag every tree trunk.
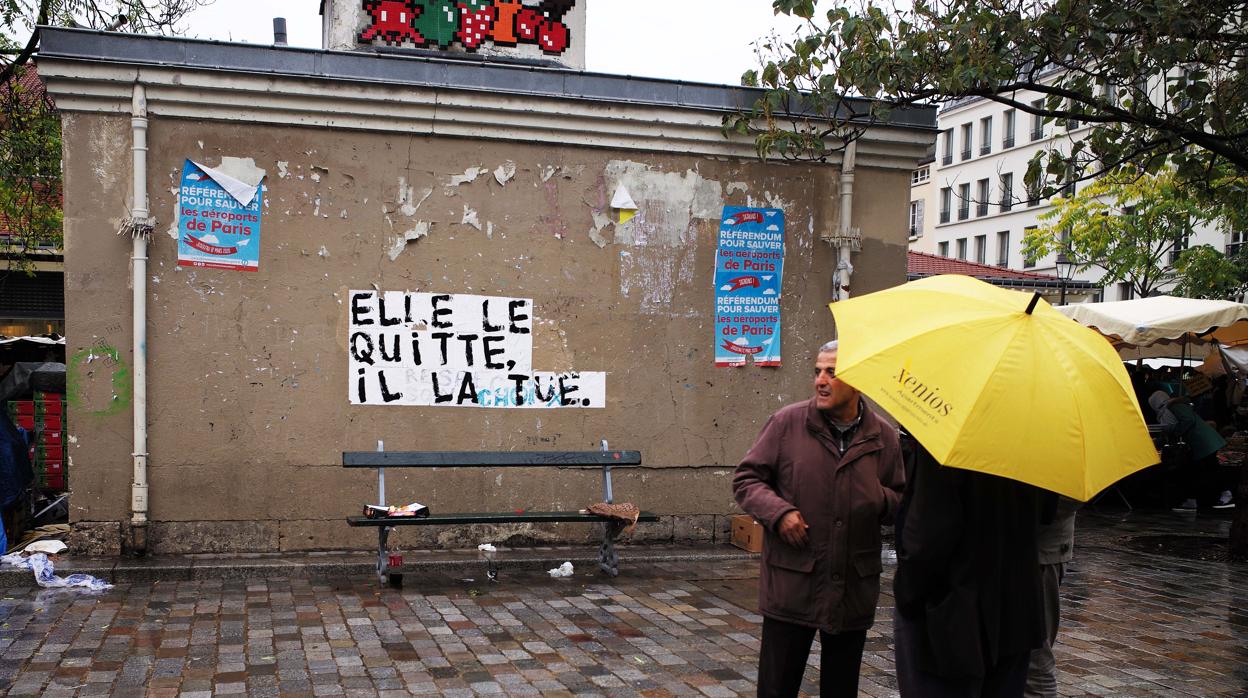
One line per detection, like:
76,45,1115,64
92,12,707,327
1230,462,1248,562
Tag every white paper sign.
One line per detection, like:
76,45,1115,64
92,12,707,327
348,290,606,408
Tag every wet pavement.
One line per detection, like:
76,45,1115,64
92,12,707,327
0,508,1244,697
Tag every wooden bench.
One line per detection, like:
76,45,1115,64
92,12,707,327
344,445,658,586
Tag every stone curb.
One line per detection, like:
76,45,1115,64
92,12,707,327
0,544,759,587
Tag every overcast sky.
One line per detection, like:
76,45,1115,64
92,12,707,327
179,1,822,86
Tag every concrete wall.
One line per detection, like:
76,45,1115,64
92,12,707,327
62,112,912,554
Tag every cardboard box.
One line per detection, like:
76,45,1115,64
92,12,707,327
730,514,764,553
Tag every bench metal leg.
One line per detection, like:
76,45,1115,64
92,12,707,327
598,521,625,577
376,526,392,585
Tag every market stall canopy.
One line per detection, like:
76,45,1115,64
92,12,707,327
1056,296,1248,347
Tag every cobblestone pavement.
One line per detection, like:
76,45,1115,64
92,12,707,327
0,509,1244,697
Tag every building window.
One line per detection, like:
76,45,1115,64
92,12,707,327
941,130,954,165
1030,100,1045,141
1118,282,1134,300
1229,230,1247,256
1023,226,1038,267
1169,233,1190,265
1003,109,1016,148
938,241,949,257
958,183,970,220
912,167,930,185
940,187,952,224
979,116,993,155
956,238,968,260
960,123,973,160
909,200,925,238
1000,173,1014,212
996,231,1009,266
974,235,987,264
976,178,990,217
1026,180,1042,207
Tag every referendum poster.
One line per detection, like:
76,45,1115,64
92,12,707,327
347,290,606,408
176,160,264,271
714,206,784,367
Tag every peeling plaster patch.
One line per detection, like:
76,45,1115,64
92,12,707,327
387,222,431,261
727,181,749,195
539,164,582,182
395,178,433,217
588,209,612,248
449,166,488,186
493,161,516,186
619,246,699,315
605,160,723,247
461,206,482,230
166,186,181,239
749,190,794,212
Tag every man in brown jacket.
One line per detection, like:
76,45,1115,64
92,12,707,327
733,340,906,697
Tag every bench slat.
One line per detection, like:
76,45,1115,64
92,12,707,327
347,511,660,526
343,450,642,468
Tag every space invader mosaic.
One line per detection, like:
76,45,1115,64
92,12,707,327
359,0,574,55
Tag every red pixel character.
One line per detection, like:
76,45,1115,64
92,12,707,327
359,0,426,44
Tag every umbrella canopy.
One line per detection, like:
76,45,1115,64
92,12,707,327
828,275,1158,501
1056,296,1248,347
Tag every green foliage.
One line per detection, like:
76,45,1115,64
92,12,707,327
1021,168,1222,298
0,68,62,271
731,0,1248,202
0,0,210,272
1172,245,1248,300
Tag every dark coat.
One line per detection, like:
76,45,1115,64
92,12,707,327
732,398,905,633
893,444,1046,680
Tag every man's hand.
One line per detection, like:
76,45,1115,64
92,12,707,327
777,510,810,548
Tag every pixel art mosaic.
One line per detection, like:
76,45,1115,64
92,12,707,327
359,0,574,55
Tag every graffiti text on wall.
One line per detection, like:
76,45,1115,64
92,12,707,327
348,290,605,408
359,0,574,55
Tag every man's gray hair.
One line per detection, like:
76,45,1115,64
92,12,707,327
818,340,838,353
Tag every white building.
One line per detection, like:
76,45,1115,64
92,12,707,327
909,88,1240,301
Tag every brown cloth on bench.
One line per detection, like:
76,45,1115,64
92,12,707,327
584,502,641,537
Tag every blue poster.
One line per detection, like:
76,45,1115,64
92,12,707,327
714,206,784,367
177,160,263,271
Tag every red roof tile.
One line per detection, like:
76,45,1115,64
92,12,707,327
907,250,1058,281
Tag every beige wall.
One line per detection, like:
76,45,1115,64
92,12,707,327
63,113,912,553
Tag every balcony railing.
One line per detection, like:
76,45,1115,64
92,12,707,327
1003,136,1015,148
961,148,972,160
1001,197,1013,212
957,206,970,221
977,202,989,216
980,144,991,155
940,209,951,224
942,153,952,165
1030,127,1044,141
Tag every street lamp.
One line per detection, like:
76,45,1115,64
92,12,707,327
1055,250,1077,306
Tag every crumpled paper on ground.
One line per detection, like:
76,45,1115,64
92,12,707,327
0,552,112,590
548,561,574,578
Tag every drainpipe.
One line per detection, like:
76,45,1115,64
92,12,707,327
835,141,858,301
127,83,151,555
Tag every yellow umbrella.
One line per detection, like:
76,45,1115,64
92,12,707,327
828,274,1158,501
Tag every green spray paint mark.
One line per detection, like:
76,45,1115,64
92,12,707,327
67,344,132,416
